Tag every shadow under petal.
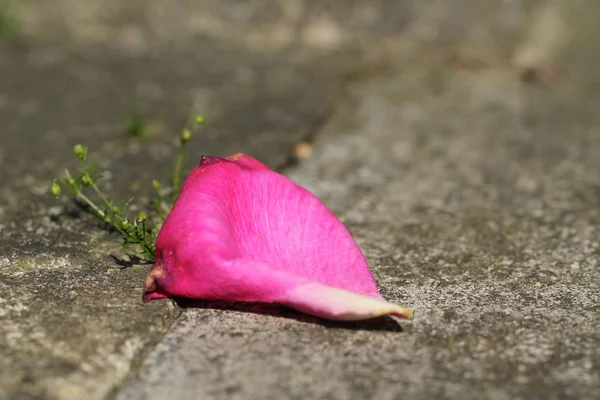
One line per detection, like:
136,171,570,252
110,254,153,268
176,298,404,332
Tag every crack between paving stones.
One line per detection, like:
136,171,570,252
275,78,353,174
104,301,183,400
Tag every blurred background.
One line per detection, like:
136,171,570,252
1,1,600,399
1,1,598,184
1,0,598,216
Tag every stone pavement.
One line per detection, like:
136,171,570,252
1,1,600,399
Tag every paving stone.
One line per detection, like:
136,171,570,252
115,1,600,399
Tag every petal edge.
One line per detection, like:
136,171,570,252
283,283,413,321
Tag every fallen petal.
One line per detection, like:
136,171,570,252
143,153,412,321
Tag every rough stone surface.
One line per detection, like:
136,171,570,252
0,2,344,399
2,0,600,399
116,1,600,400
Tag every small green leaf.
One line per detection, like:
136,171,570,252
126,112,145,138
120,197,135,213
51,180,61,197
73,144,87,161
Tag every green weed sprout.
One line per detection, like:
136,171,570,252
51,116,206,261
125,112,145,138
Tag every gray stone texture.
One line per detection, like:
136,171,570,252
1,0,600,399
1,1,344,399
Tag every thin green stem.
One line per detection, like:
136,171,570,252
171,144,186,204
89,179,115,214
138,236,154,259
75,191,110,223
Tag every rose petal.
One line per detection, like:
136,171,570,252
143,153,412,321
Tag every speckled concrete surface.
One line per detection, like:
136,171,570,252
0,1,344,399
116,2,600,400
2,1,600,399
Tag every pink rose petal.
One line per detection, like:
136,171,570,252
143,153,412,321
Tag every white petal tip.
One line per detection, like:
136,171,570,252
286,284,414,321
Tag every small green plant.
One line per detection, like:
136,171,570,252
0,0,19,40
125,111,145,138
51,115,206,261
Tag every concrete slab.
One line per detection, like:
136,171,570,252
2,1,600,399
115,1,600,399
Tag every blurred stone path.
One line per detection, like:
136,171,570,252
1,1,599,399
